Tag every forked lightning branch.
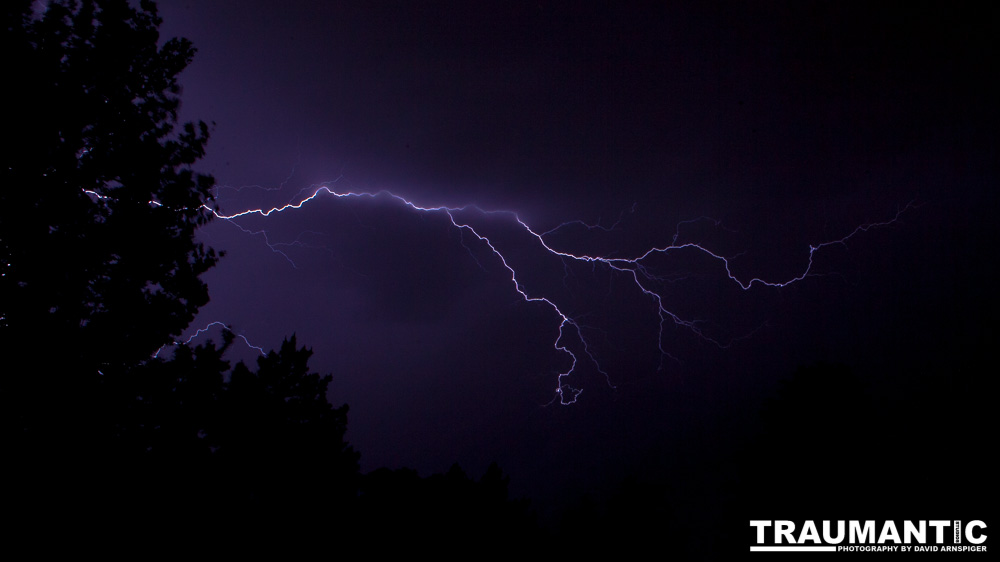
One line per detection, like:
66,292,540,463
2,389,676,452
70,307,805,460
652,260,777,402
94,181,912,405
197,184,914,405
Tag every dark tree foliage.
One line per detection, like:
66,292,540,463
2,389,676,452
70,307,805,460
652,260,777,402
95,335,361,538
359,462,541,547
1,0,218,377
2,1,536,547
1,0,223,509
0,1,364,540
215,336,360,515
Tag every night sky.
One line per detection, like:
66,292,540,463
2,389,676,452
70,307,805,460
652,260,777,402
153,0,995,537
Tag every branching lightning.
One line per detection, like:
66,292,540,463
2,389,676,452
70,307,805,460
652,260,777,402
153,320,266,359
193,183,912,405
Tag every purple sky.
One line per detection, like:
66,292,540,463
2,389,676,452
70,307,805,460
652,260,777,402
153,1,995,515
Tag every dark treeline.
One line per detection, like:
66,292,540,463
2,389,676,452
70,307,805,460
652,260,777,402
1,0,538,549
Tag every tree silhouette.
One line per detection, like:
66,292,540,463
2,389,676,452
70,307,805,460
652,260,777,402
358,462,540,546
214,336,360,518
92,334,361,538
2,2,538,547
2,0,224,512
0,2,365,539
2,0,218,378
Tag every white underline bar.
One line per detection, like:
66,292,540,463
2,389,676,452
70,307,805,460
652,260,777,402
751,546,837,552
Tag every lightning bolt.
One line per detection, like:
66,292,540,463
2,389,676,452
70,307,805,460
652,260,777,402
153,321,266,359
197,183,913,405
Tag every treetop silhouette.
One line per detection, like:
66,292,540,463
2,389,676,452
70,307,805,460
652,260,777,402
3,2,538,546
1,0,359,500
3,0,219,376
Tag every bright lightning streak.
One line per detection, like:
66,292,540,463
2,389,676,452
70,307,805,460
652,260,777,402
84,184,910,404
153,321,266,359
202,184,913,405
